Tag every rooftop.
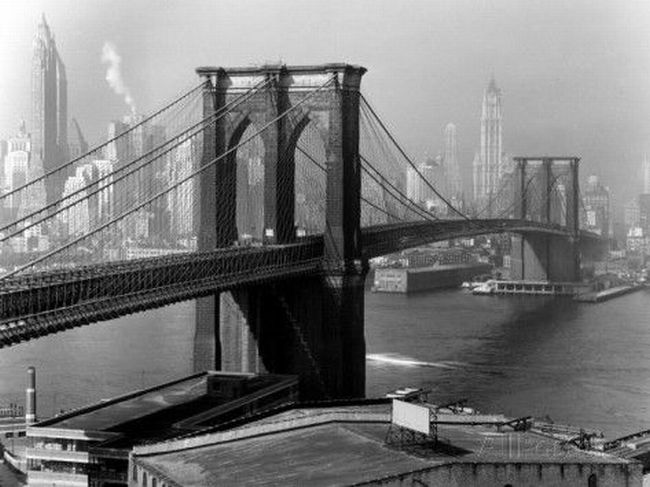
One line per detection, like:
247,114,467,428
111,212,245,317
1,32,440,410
133,403,634,487
30,372,298,448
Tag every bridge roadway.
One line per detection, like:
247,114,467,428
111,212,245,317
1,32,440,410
0,219,600,348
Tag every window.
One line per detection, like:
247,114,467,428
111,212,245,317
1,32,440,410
152,478,158,487
142,471,148,487
132,465,138,481
588,474,597,487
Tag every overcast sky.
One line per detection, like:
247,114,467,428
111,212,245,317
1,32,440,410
1,0,649,212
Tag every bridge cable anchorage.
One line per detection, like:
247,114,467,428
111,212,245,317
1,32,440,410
0,80,206,206
1,75,336,279
0,77,273,240
272,288,331,399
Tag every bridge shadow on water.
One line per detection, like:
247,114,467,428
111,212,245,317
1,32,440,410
365,290,584,419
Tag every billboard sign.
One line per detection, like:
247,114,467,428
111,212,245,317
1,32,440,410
391,399,431,435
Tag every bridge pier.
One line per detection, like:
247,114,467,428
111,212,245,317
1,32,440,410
510,234,580,282
510,157,581,282
213,268,366,399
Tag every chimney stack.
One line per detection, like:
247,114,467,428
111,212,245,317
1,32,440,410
26,366,36,425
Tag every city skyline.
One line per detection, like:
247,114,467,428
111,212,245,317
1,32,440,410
1,1,650,216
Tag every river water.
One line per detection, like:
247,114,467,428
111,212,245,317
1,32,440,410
0,289,648,438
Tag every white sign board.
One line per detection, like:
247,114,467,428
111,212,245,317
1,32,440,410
392,399,431,435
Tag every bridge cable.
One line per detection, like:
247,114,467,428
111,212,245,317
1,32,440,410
0,78,272,242
0,81,206,205
295,145,408,223
360,95,475,224
1,76,336,279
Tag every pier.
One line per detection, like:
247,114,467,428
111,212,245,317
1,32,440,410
473,279,590,296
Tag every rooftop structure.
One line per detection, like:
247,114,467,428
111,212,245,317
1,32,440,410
25,371,298,486
129,401,642,487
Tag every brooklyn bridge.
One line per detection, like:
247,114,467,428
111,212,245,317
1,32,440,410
0,64,604,399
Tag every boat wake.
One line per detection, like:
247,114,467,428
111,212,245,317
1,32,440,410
366,353,461,370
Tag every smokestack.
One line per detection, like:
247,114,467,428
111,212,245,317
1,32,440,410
26,366,36,425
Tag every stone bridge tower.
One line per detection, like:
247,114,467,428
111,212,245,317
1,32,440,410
193,64,368,399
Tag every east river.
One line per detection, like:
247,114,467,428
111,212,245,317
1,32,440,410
1,289,649,439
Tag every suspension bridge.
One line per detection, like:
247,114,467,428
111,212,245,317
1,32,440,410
0,64,604,398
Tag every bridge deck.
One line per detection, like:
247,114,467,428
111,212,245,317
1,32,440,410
0,220,603,348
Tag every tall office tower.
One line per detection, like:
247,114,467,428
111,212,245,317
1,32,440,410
406,166,422,203
31,14,68,205
0,139,7,191
105,120,130,162
2,122,48,251
3,122,46,215
444,123,462,200
105,115,167,240
473,77,503,211
68,119,88,160
582,175,612,237
624,199,640,229
167,139,196,238
643,155,650,195
61,170,90,237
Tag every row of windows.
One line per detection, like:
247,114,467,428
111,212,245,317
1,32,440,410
27,458,89,475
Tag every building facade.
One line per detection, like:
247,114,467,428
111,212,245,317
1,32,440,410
1,123,48,253
32,14,68,205
473,77,503,212
128,401,642,487
25,372,298,486
582,175,612,237
643,155,650,195
444,123,462,201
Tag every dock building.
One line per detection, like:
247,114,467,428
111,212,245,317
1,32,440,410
24,372,297,486
128,400,642,487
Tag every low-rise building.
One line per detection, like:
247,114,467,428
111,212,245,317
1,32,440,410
25,372,298,486
128,401,642,487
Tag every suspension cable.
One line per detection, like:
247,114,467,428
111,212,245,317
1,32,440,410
0,81,206,204
2,76,337,279
0,78,272,241
360,94,475,223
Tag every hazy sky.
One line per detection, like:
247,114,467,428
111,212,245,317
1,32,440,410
1,0,649,213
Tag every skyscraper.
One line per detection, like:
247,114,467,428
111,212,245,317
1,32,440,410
443,123,462,200
643,155,650,195
68,118,88,160
473,77,503,209
31,14,68,205
582,175,611,237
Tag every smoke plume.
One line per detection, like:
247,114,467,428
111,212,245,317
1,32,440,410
101,42,135,113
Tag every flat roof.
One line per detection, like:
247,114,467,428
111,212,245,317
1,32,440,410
134,404,633,487
35,374,208,432
32,372,295,437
